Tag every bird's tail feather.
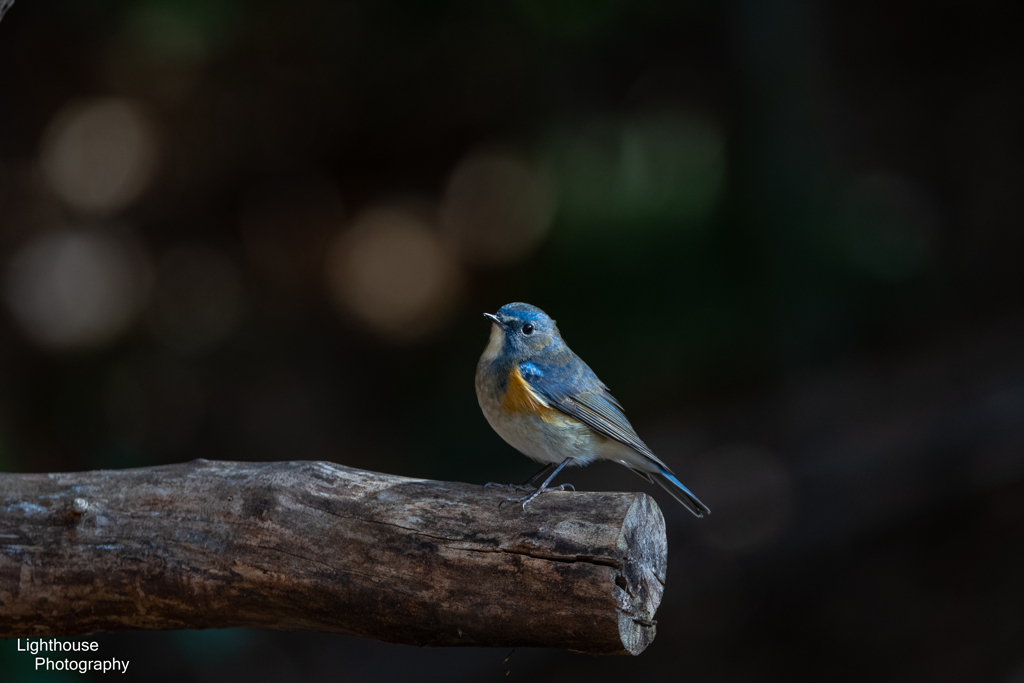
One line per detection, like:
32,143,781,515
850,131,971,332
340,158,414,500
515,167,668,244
650,468,710,518
627,466,709,518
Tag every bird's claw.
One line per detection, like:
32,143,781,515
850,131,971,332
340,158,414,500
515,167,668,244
505,483,575,510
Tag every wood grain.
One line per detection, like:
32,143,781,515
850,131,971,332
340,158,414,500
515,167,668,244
0,460,667,655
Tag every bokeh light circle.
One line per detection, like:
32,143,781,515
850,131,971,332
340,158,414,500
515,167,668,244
325,206,461,343
39,98,159,215
5,229,149,350
440,149,556,267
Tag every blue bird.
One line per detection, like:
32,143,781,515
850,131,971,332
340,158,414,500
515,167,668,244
476,302,709,517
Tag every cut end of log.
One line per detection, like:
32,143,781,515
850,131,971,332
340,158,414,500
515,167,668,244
615,493,667,655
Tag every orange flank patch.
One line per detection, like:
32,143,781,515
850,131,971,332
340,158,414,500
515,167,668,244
501,367,560,422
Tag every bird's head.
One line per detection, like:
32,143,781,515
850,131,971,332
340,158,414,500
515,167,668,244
481,302,562,362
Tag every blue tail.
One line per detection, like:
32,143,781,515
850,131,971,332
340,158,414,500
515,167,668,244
653,468,710,518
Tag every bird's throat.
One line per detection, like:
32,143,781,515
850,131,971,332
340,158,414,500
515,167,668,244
480,323,505,362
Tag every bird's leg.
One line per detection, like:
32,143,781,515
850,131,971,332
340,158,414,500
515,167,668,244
505,457,575,510
483,462,557,493
524,463,557,488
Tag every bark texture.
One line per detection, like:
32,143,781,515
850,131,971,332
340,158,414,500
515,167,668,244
0,460,667,655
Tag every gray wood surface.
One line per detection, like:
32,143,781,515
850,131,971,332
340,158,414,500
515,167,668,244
0,459,667,655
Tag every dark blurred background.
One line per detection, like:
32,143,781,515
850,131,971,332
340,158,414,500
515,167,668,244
1,0,1023,681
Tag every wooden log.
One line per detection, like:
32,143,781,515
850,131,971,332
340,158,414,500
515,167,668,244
0,459,666,655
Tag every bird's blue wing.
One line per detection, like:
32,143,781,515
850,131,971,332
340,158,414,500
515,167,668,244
518,357,667,468
520,355,711,518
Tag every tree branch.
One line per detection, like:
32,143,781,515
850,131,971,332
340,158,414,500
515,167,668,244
0,460,666,655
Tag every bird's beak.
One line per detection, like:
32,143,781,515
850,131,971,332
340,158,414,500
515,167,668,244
483,312,501,325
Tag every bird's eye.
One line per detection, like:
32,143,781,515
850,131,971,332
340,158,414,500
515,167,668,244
522,324,534,335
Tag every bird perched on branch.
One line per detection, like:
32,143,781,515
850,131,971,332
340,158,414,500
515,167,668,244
476,302,709,517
